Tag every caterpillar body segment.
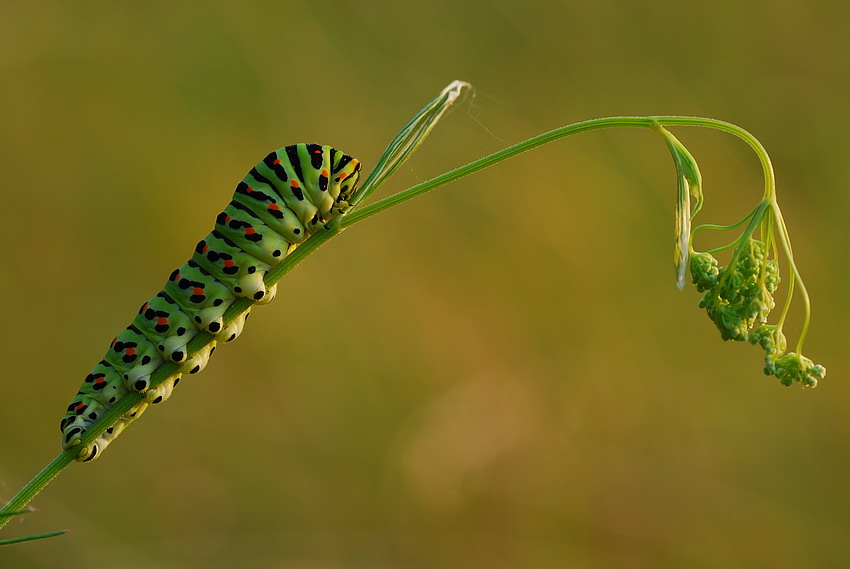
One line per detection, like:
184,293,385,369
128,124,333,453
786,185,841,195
106,325,166,393
78,361,128,407
164,260,235,334
60,144,362,461
233,179,307,245
133,291,201,364
214,202,293,265
193,230,273,302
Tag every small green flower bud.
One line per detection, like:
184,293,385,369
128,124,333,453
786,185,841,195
690,252,720,292
769,352,826,388
749,325,787,355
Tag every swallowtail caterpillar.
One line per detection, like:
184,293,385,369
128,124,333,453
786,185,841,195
60,144,361,462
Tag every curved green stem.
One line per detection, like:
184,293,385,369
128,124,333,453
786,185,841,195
692,209,759,244
342,116,776,227
650,117,777,203
705,239,746,257
772,203,811,352
0,112,812,531
344,116,654,226
693,208,761,258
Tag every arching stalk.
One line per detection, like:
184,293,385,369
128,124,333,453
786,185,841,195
0,82,825,535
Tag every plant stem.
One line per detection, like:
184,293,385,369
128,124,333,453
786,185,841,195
772,202,811,352
0,113,799,530
0,452,76,530
342,116,775,227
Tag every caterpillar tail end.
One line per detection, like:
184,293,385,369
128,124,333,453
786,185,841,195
61,401,150,462
74,441,100,463
67,416,131,463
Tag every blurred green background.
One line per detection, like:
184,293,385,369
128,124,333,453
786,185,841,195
1,1,848,567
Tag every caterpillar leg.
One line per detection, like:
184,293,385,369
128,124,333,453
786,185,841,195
143,374,182,404
234,270,269,302
254,283,276,305
179,340,217,375
218,310,250,343
73,403,148,462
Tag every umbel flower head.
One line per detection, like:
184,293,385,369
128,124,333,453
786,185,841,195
687,206,825,388
694,239,779,342
658,121,825,388
747,324,825,386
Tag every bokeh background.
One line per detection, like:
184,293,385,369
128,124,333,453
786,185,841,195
1,1,848,567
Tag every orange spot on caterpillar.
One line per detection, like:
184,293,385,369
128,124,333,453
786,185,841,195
321,169,329,177
75,403,85,411
223,260,235,267
268,203,280,211
246,186,253,193
156,317,168,325
290,180,300,188
273,159,280,165
245,228,256,235
125,348,136,356
339,172,348,179
192,287,204,295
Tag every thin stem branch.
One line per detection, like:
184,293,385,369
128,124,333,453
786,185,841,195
0,452,76,530
692,208,759,241
772,202,811,352
0,530,69,547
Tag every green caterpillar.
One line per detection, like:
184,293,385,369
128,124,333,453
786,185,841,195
60,144,362,462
